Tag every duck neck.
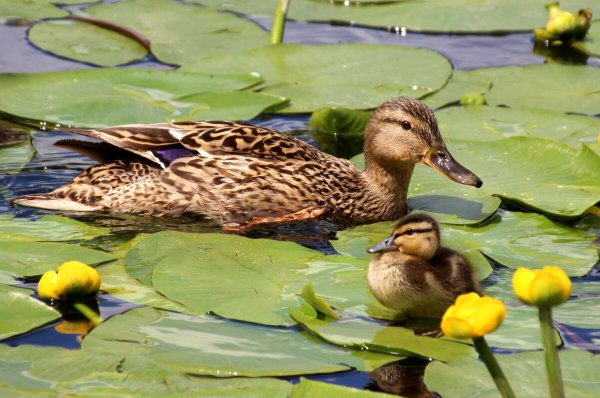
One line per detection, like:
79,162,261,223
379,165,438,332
361,153,415,220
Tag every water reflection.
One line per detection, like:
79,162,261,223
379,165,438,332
367,357,438,398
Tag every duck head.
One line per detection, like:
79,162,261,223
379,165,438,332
364,97,482,188
368,213,441,260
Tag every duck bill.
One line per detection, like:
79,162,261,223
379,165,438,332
420,146,483,188
367,236,398,254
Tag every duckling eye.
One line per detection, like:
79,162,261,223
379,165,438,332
404,228,415,236
400,120,412,130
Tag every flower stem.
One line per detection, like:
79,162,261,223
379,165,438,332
473,336,516,398
539,307,565,398
270,0,290,44
73,302,102,326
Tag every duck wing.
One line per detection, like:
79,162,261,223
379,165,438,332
60,121,323,167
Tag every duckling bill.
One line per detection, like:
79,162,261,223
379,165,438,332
14,97,481,228
367,213,480,318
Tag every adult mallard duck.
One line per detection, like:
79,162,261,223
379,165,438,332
14,97,481,229
367,213,480,318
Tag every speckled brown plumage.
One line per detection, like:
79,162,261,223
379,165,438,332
14,97,482,227
367,213,480,318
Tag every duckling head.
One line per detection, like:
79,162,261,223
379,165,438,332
368,213,440,261
364,97,482,188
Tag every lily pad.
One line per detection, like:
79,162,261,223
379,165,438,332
0,239,115,280
185,43,453,113
198,0,600,34
436,105,600,144
309,107,370,158
0,284,59,340
82,306,395,376
0,0,67,21
0,69,266,127
292,378,395,398
0,215,110,242
471,64,600,115
421,71,492,109
0,128,33,174
290,301,474,362
28,20,148,67
425,350,600,398
125,231,319,326
83,0,268,66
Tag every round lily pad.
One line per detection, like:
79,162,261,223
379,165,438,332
29,20,148,67
185,43,453,113
0,284,59,340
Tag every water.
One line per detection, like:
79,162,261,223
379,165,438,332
1,5,599,396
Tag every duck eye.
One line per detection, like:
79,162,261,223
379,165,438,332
400,120,412,130
404,228,415,236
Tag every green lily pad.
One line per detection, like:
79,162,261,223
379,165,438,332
175,91,288,120
28,20,148,67
422,71,492,109
471,64,600,115
309,107,370,159
198,0,600,34
83,0,267,66
0,284,59,340
125,231,319,326
0,215,110,242
185,43,453,113
0,239,115,280
425,350,600,398
289,301,474,362
0,342,294,396
0,69,265,127
436,105,600,145
82,306,393,376
577,22,600,57
292,378,395,398
0,138,33,175
0,0,66,21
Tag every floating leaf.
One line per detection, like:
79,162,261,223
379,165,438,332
300,283,340,319
436,105,600,145
0,215,110,241
198,0,600,34
471,64,600,115
84,0,267,65
29,20,148,67
83,307,394,376
185,43,453,113
422,71,492,109
0,0,67,21
0,128,33,174
291,378,395,398
0,69,264,127
426,350,600,398
290,302,474,362
0,239,115,280
309,107,370,158
0,284,59,340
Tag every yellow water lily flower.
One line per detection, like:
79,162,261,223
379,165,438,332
441,292,506,339
512,266,571,308
534,2,592,42
37,261,101,300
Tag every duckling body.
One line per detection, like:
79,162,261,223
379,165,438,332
14,97,481,228
367,213,480,318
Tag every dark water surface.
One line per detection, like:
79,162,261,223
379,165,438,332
1,5,599,395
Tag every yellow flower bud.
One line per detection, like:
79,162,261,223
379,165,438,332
38,270,60,300
37,261,101,300
512,266,571,308
441,292,506,339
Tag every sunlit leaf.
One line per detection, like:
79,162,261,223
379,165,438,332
185,43,453,113
84,0,268,65
0,69,264,127
471,64,600,115
426,350,600,398
198,0,600,34
82,307,391,376
0,239,115,279
0,215,110,241
291,378,395,398
0,284,59,340
422,71,492,109
29,20,148,67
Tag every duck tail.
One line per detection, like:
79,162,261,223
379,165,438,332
12,193,97,212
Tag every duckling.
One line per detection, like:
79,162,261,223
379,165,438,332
367,213,480,318
13,97,482,229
